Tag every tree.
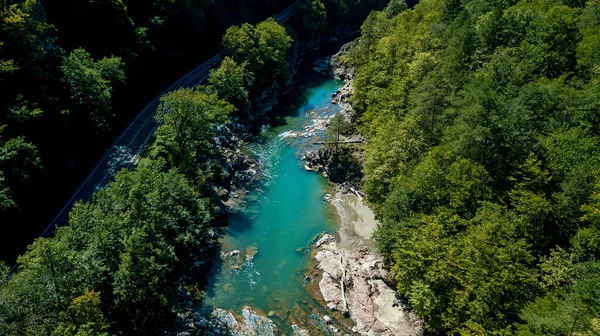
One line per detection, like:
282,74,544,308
294,0,327,39
350,0,600,332
0,233,86,336
0,0,51,93
207,56,253,115
222,18,291,92
0,155,215,335
0,127,41,211
577,0,600,75
326,113,349,152
61,48,125,133
52,290,110,336
518,262,600,335
154,89,233,175
112,227,177,335
384,0,407,18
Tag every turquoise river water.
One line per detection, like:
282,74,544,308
202,69,346,334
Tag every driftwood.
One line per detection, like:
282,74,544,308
314,140,364,145
340,255,349,315
349,186,363,200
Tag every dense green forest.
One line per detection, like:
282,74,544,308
348,0,600,333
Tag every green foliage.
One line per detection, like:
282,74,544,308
222,18,291,92
0,157,215,335
0,0,50,78
112,227,176,333
61,49,125,132
321,0,388,25
351,0,600,333
0,127,41,211
325,113,349,152
517,262,600,336
52,290,109,336
207,56,253,116
294,0,327,39
154,88,233,176
384,0,408,18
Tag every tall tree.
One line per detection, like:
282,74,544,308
222,18,291,92
153,88,233,175
61,49,125,133
207,56,253,116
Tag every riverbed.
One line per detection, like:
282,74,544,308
201,64,348,334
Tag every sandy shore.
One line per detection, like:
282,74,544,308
330,191,378,249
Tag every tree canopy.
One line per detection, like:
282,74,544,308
222,18,292,92
349,0,600,333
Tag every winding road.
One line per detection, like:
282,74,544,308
40,5,295,237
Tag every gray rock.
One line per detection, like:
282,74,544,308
314,237,424,335
292,324,311,336
222,250,240,259
208,307,276,336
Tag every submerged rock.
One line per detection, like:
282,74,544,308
210,308,239,332
222,250,241,258
207,307,276,336
291,324,311,336
239,307,277,336
245,245,259,262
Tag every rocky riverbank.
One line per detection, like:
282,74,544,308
313,231,422,336
303,42,364,188
305,44,424,336
309,191,423,335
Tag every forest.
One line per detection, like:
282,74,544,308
0,0,388,334
0,0,296,262
349,0,600,334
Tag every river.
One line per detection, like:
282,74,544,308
201,60,347,334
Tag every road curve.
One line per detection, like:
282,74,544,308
40,5,295,237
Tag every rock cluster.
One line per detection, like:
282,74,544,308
329,43,355,121
172,306,277,336
303,43,363,187
302,148,362,185
209,307,277,336
314,234,423,336
210,126,263,212
220,245,259,272
312,42,354,81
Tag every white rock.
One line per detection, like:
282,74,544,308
315,233,335,248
